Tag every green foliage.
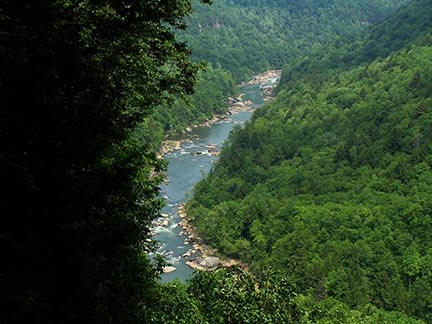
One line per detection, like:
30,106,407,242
278,0,432,88
132,66,237,148
140,279,205,323
143,66,238,146
186,268,300,323
3,0,428,323
147,269,422,323
181,0,408,81
0,0,208,322
295,296,423,323
188,2,432,321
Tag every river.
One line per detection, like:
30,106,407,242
152,83,267,282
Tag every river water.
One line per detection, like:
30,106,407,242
153,84,264,282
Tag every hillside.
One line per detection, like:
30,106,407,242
2,0,428,323
278,0,432,86
138,0,412,147
188,0,432,321
143,0,411,142
181,0,409,81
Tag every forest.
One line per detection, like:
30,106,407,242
181,0,409,81
1,0,430,323
188,0,432,322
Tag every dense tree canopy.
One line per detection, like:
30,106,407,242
188,0,432,321
138,66,238,147
0,0,210,322
181,0,408,81
2,0,428,323
278,0,432,87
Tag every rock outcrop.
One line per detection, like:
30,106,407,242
178,204,245,272
163,266,176,274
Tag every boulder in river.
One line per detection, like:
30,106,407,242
231,101,246,108
163,266,176,274
186,260,204,270
182,251,192,258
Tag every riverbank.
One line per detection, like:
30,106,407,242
156,70,281,275
177,204,247,272
158,100,252,156
159,70,281,156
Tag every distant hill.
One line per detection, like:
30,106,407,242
181,0,409,81
279,0,432,86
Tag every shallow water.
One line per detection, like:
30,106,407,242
154,84,264,282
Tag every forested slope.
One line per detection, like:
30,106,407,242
182,0,409,81
137,67,238,147
278,0,432,85
188,0,432,321
145,0,410,141
2,0,427,323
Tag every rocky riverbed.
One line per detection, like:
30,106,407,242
177,204,245,272
152,71,280,278
159,70,281,157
